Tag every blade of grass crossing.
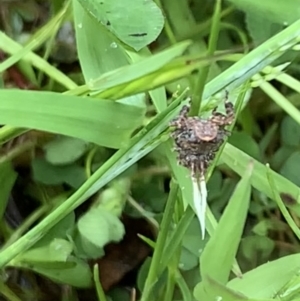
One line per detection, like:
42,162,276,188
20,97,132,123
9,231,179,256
0,93,185,268
141,183,179,301
191,0,222,116
200,162,253,284
93,264,107,301
266,164,300,240
222,144,300,214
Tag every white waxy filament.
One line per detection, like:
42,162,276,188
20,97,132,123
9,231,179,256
192,177,207,239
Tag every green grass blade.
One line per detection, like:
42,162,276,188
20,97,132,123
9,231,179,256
195,277,274,301
191,0,222,115
88,40,192,91
0,90,145,149
0,2,69,73
200,162,252,284
259,79,300,125
228,254,300,299
141,183,178,301
0,93,185,268
222,143,300,214
93,264,107,301
0,30,77,90
266,165,300,240
201,19,300,104
0,126,28,146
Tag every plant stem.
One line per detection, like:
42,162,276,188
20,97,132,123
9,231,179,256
190,0,222,116
93,264,107,301
141,183,178,301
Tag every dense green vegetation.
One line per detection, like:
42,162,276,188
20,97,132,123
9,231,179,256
0,0,300,300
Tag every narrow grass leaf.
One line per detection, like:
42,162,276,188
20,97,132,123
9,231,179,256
0,31,77,90
88,40,192,91
0,2,69,73
194,277,274,301
200,162,253,284
141,184,179,301
201,20,300,104
228,254,300,299
0,90,145,149
0,93,184,268
222,143,300,214
0,126,28,146
93,264,107,301
259,80,300,125
129,47,168,113
266,165,300,240
77,0,164,51
95,16,300,101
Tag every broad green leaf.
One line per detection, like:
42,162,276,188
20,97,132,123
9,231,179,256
179,217,208,271
0,94,209,267
30,256,93,288
245,11,283,45
73,0,129,82
0,162,17,220
271,146,294,170
280,116,300,147
32,158,86,188
228,254,300,298
31,213,75,249
200,163,252,285
280,151,300,187
44,136,89,165
73,0,147,138
109,288,132,301
222,144,300,215
94,178,130,216
73,233,105,259
226,0,300,26
0,90,145,149
228,132,261,161
76,0,164,51
227,0,300,44
77,207,125,248
240,236,274,261
16,239,73,263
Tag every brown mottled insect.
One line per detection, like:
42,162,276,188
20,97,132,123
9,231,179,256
170,92,235,177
